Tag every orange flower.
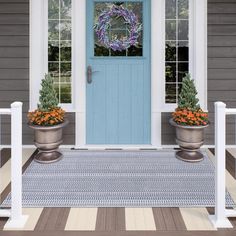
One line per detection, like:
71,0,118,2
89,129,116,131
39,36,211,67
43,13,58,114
28,107,65,126
172,108,208,126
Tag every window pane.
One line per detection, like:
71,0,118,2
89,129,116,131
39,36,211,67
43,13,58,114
54,83,60,97
178,63,188,82
110,15,127,29
60,84,71,103
178,0,188,19
128,44,143,56
110,30,127,56
60,0,71,19
48,63,59,83
60,21,71,40
48,20,59,40
61,62,71,77
178,83,182,95
166,0,176,19
166,63,176,82
94,44,110,56
49,62,59,75
48,0,72,104
178,41,188,61
166,20,176,40
165,0,189,103
178,20,188,40
94,2,143,57
166,41,176,61
60,41,71,61
111,49,126,56
166,84,177,103
48,0,59,19
48,41,59,61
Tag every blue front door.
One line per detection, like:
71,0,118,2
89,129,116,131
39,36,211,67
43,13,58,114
86,0,151,144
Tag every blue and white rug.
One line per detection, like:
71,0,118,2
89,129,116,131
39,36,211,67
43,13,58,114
2,150,235,207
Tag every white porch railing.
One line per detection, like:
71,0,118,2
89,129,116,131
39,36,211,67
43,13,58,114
0,102,28,228
209,102,236,228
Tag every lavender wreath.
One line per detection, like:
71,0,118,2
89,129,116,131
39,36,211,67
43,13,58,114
94,5,142,52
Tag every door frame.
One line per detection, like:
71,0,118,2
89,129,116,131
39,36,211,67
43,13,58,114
74,0,162,149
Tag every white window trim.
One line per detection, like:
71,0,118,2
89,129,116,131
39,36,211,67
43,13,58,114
158,0,208,112
30,0,75,112
193,0,208,111
30,0,46,111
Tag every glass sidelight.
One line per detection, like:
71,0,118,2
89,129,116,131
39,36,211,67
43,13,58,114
165,0,189,104
48,0,72,104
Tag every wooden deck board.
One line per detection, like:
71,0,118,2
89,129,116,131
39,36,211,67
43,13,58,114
0,148,36,203
207,149,236,203
161,208,177,230
65,208,98,231
171,208,187,230
209,148,236,179
3,208,43,231
125,208,156,231
2,231,236,236
34,208,70,231
152,208,186,231
0,149,11,168
180,208,216,231
152,208,167,230
0,218,8,230
227,149,236,179
96,208,126,231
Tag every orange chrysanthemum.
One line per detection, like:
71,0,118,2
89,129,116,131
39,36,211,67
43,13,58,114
28,107,65,126
172,108,208,126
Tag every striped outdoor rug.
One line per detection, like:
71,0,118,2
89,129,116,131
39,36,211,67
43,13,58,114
1,150,235,207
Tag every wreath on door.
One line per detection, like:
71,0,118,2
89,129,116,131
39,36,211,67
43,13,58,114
94,5,142,52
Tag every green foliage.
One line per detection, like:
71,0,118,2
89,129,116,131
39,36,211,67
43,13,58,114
178,74,200,111
38,74,59,112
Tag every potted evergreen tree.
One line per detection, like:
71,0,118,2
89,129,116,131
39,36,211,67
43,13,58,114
28,74,69,163
170,74,209,162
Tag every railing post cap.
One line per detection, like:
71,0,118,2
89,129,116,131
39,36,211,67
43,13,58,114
215,102,226,108
11,102,23,108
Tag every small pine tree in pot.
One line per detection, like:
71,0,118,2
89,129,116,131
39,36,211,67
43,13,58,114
170,74,209,162
28,74,69,163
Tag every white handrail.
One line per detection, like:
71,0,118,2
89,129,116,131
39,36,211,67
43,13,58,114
226,109,236,115
0,102,28,229
209,102,236,228
0,109,11,115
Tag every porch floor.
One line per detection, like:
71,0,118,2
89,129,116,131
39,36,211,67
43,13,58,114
0,148,236,235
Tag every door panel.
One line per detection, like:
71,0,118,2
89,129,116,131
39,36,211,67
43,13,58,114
86,0,151,144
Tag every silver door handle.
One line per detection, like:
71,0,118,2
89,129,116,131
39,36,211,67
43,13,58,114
87,65,99,84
